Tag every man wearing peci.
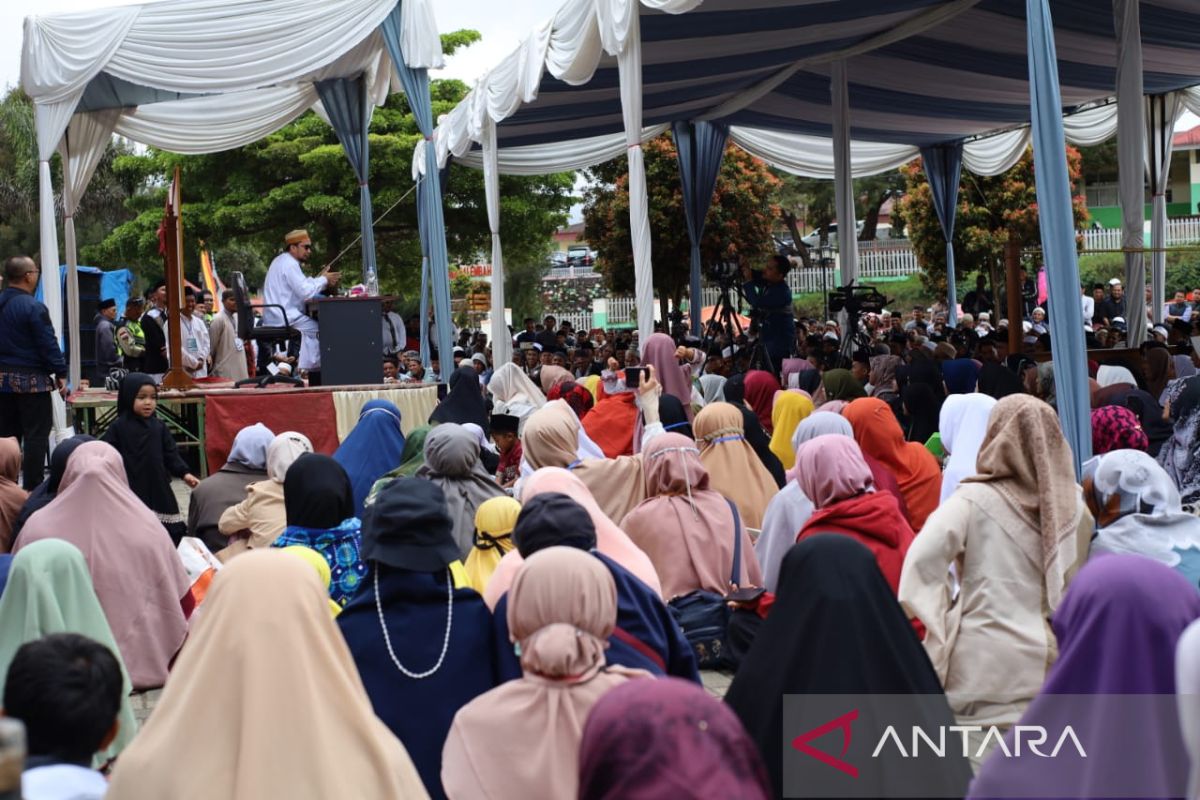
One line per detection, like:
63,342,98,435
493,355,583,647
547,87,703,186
262,229,340,374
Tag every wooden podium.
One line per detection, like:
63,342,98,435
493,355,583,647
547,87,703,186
311,296,384,386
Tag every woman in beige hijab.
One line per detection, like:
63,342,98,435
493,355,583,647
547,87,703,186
521,370,662,524
692,402,778,529
620,432,762,599
899,394,1092,767
442,547,646,800
105,550,428,800
217,431,313,561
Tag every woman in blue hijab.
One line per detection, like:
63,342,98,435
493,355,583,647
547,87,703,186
333,400,406,517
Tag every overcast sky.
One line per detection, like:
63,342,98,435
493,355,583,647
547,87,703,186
0,0,566,90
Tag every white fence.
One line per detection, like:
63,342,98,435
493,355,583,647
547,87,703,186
550,244,924,326
1080,217,1200,251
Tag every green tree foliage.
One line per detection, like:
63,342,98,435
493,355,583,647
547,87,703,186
0,88,138,263
582,134,780,315
892,146,1089,299
74,30,572,300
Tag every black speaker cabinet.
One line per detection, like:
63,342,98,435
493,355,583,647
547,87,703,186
63,271,101,378
315,297,383,385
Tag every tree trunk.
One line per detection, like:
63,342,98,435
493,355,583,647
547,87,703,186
1005,236,1022,356
859,192,888,241
781,210,813,269
660,293,670,331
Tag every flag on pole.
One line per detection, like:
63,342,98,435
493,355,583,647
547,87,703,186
199,244,224,297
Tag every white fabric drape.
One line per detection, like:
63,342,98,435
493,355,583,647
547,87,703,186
58,109,121,387
1146,92,1182,324
962,128,1028,175
1114,0,1147,346
482,120,512,368
113,86,321,154
37,158,67,439
730,127,917,178
610,7,656,343
23,0,395,96
831,61,858,286
420,125,671,177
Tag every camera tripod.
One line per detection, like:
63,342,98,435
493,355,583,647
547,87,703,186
702,281,775,376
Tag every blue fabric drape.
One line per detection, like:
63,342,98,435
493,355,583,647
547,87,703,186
315,76,378,293
673,121,728,338
920,143,963,328
1026,0,1092,475
381,5,453,382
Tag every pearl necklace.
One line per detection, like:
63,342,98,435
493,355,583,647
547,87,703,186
374,564,453,679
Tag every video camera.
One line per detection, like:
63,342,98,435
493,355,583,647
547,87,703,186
705,260,742,287
828,282,891,317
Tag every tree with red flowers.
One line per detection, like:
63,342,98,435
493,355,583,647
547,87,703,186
583,134,781,320
892,146,1089,300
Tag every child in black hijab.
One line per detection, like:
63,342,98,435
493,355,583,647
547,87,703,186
101,373,197,543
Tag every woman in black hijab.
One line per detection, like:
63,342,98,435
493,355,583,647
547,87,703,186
978,361,1026,399
10,434,95,540
283,453,354,529
658,395,693,440
725,536,971,799
272,453,364,607
720,373,786,488
429,365,489,431
900,382,940,444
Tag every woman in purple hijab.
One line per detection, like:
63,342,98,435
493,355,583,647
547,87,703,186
578,677,771,800
968,555,1200,800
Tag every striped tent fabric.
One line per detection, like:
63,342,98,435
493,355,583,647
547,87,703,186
421,0,1200,177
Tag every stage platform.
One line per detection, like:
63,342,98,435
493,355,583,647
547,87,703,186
69,379,438,477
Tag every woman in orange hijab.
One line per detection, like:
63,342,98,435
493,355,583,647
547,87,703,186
842,397,942,531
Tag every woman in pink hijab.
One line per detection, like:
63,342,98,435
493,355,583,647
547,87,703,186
632,333,700,453
442,547,647,800
14,441,190,689
483,467,661,608
743,370,781,433
620,433,762,600
641,333,695,412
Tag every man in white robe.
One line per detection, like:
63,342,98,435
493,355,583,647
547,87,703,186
262,229,340,371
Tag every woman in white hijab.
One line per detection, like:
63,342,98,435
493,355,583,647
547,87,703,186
939,394,997,503
487,363,546,434
1084,449,1200,585
1096,364,1138,389
217,431,313,561
754,412,853,592
699,374,726,406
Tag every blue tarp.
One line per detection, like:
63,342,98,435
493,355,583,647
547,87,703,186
35,266,134,347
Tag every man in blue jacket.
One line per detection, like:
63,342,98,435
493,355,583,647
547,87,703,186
742,255,796,374
0,256,68,489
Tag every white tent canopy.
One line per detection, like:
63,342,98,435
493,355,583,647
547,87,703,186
414,0,1200,328
414,0,1200,476
21,0,445,400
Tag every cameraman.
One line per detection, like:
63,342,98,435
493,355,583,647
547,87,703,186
742,255,796,372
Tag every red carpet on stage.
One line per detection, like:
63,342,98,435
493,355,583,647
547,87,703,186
205,391,340,471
